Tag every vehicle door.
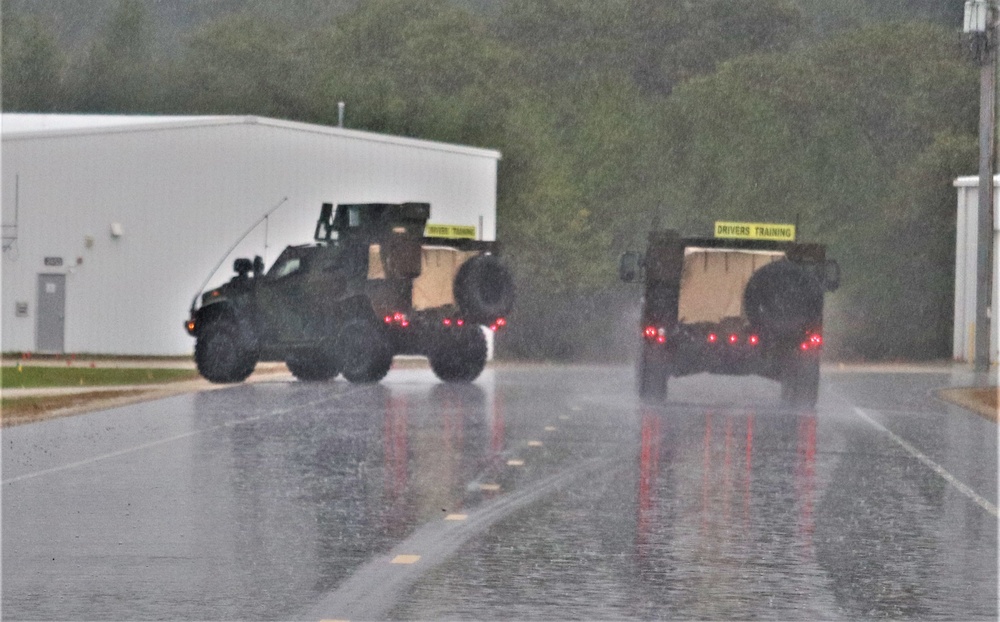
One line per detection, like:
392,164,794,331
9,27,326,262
254,247,313,345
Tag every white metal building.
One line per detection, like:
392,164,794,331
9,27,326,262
1,114,501,356
953,175,999,364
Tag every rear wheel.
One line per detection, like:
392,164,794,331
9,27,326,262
286,350,339,382
429,326,488,382
638,343,669,401
781,352,820,408
195,319,257,384
334,319,393,384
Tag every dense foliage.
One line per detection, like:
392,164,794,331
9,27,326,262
2,0,977,360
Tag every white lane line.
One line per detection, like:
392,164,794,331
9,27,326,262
3,394,343,485
853,407,998,517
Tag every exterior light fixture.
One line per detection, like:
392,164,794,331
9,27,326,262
965,0,990,33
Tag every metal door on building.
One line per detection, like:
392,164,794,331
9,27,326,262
36,274,65,353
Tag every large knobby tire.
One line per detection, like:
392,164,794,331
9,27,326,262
781,353,820,408
744,260,823,336
638,343,670,401
429,326,488,383
334,319,393,384
454,255,515,323
286,350,339,382
195,320,257,384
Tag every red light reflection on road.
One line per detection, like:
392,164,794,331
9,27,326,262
383,394,411,537
636,408,661,558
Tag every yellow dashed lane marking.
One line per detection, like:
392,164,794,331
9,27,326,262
507,459,525,466
528,440,543,447
444,513,468,521
480,483,501,491
391,555,421,564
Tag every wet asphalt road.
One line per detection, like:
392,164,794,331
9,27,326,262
2,364,996,621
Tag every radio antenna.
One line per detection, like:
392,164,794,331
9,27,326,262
190,196,289,312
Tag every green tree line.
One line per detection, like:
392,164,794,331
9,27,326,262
2,0,977,361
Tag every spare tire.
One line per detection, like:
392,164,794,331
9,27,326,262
743,260,823,336
454,255,515,323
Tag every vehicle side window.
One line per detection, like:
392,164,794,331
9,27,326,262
269,257,302,279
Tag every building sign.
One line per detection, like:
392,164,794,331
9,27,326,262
425,224,477,240
714,221,796,242
43,256,63,266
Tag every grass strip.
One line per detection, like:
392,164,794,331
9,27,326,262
1,390,146,426
936,387,998,422
1,367,198,389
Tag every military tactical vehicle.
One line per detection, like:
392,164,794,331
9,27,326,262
185,202,514,384
619,221,839,406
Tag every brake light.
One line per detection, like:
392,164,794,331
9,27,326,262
801,332,823,350
728,334,739,345
748,334,759,346
443,318,452,326
644,326,658,339
496,317,506,327
707,333,718,343
384,312,409,327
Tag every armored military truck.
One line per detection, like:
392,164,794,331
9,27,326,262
185,202,514,384
619,221,839,406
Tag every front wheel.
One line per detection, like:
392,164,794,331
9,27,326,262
195,320,257,384
638,343,669,401
429,326,488,382
334,319,393,384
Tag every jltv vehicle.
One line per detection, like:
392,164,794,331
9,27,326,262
185,202,514,385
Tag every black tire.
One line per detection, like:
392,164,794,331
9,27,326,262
638,343,669,401
744,260,823,336
454,255,515,323
781,353,820,408
286,350,339,382
195,319,257,384
334,319,393,384
429,326,488,382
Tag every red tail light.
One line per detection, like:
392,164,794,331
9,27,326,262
443,318,452,326
748,334,759,346
728,334,739,345
644,326,658,339
496,317,506,327
707,333,718,343
385,312,409,327
801,332,823,350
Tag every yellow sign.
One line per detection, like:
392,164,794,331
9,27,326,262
425,223,477,239
714,221,796,242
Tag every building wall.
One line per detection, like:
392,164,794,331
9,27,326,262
1,117,500,355
953,176,999,364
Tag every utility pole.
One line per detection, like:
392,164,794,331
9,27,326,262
966,0,997,371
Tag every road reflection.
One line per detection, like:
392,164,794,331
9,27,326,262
632,404,825,617
187,379,508,615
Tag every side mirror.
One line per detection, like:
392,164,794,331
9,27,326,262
233,257,253,276
823,259,841,292
253,255,265,277
619,251,642,283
